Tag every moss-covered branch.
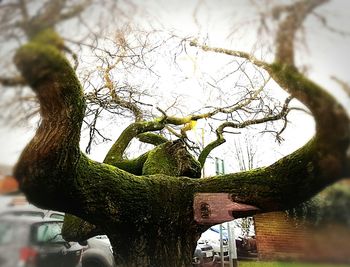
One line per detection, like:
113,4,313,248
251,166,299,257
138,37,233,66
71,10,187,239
198,131,225,167
192,0,349,211
103,120,165,165
13,29,85,210
62,214,103,242
197,137,320,211
137,132,168,146
12,27,198,228
267,63,349,148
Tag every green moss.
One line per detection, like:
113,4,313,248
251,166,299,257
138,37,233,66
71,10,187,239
111,152,149,175
142,143,177,176
14,28,201,266
14,31,85,124
198,138,225,167
196,138,320,210
104,121,165,165
62,214,102,242
137,132,168,146
269,63,335,105
142,141,201,178
31,28,65,49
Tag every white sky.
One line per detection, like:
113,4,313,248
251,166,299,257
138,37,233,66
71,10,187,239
0,0,349,174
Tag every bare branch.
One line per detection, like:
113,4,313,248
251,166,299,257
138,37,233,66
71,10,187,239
312,11,350,37
18,0,29,23
0,76,26,86
58,0,92,22
331,76,350,97
189,39,268,68
198,96,293,167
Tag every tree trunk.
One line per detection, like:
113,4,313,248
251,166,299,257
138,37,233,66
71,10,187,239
108,224,198,267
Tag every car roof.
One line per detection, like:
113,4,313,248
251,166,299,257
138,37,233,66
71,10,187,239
0,203,64,217
1,204,47,213
0,214,62,224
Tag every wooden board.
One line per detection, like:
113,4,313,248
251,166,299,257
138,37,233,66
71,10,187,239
193,193,260,224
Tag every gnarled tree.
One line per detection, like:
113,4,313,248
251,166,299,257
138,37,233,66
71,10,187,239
5,0,350,266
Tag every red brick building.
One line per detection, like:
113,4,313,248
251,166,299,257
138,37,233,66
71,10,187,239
0,164,18,194
254,180,350,264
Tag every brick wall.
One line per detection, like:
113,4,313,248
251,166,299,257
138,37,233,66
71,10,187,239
254,212,350,264
0,175,18,194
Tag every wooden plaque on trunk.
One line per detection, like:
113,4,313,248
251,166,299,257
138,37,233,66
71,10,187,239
193,193,259,224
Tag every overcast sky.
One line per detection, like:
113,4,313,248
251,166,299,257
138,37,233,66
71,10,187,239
0,0,349,173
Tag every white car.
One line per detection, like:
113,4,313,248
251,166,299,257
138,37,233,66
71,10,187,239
198,225,229,259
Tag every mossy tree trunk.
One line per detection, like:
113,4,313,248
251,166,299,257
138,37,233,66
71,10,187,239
13,8,349,267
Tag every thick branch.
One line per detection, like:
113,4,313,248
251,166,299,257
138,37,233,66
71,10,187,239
14,29,86,210
197,138,319,211
267,63,349,146
193,39,349,210
274,0,330,65
18,0,90,38
18,0,29,23
198,136,225,167
103,120,165,165
137,132,168,146
12,29,197,227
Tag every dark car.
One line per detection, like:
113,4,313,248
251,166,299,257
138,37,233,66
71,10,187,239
0,215,83,267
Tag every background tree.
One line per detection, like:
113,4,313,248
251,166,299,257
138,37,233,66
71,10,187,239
1,0,349,266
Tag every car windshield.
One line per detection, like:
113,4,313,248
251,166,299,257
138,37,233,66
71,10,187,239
0,222,14,245
33,221,65,244
49,213,64,220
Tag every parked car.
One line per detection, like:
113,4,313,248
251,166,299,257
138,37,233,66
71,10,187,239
1,196,214,267
193,242,214,266
198,225,229,260
0,198,116,267
80,235,116,267
0,215,83,267
0,202,65,220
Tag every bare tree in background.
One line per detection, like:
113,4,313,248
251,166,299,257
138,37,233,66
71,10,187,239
0,0,349,266
0,0,136,126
